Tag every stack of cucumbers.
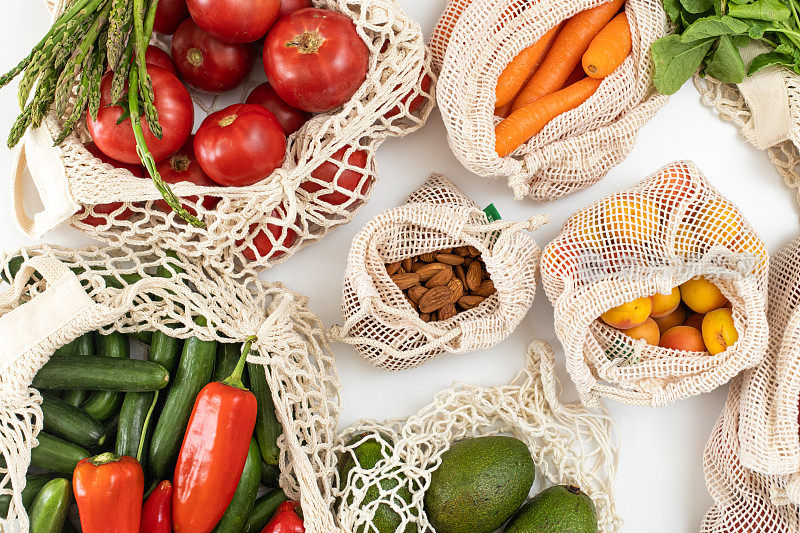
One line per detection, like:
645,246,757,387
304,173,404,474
2,327,288,532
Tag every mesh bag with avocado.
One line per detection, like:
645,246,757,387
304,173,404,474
540,160,769,407
732,236,800,507
333,173,547,370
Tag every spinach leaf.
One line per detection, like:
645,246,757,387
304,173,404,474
680,0,714,14
747,19,772,38
680,15,751,41
728,0,792,22
705,35,747,82
663,0,685,24
731,34,753,46
747,50,795,74
652,35,716,94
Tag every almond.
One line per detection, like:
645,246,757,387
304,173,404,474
457,295,485,310
454,246,471,257
420,313,431,323
467,246,480,257
419,285,453,313
401,257,413,272
417,262,449,281
425,266,453,288
410,261,424,273
437,304,457,321
474,279,496,297
436,253,465,265
407,285,428,304
391,272,420,290
465,261,482,291
455,265,467,286
419,252,437,263
447,278,464,304
386,261,401,276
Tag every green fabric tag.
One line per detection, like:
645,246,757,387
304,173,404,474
483,204,501,222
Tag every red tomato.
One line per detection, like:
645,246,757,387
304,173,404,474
300,146,370,205
79,142,141,226
153,136,221,214
187,0,280,44
245,82,310,135
238,207,297,260
172,19,254,94
153,0,190,34
87,67,193,165
194,104,286,187
386,72,432,118
279,0,311,16
140,46,177,75
264,8,370,112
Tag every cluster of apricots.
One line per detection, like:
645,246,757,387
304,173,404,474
600,277,738,355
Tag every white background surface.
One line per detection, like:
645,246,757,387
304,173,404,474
1,1,798,531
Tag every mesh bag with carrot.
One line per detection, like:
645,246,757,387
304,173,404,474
539,161,769,407
431,0,668,201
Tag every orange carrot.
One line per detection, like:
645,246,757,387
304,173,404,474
495,23,564,108
582,13,632,78
563,63,587,87
495,101,514,118
495,77,603,157
511,0,624,111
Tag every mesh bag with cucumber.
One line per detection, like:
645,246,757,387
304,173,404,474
11,0,434,280
540,160,770,407
0,245,340,531
333,173,548,371
430,0,668,201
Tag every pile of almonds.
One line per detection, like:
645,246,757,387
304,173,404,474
386,246,496,322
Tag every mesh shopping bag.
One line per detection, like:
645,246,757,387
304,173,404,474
431,0,668,201
540,160,769,407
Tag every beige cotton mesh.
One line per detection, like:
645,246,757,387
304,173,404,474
332,173,547,371
23,0,435,280
0,245,341,532
540,161,769,407
430,0,669,201
318,340,620,532
702,376,800,532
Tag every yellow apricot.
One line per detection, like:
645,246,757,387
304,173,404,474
600,297,653,330
621,318,660,345
680,277,728,314
650,287,681,318
660,326,707,353
653,306,687,334
702,308,738,355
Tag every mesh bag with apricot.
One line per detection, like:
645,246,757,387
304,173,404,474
601,277,736,355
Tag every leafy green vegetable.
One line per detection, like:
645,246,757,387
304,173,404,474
728,0,791,21
705,35,747,82
680,15,750,41
652,35,715,94
748,50,796,73
680,0,715,14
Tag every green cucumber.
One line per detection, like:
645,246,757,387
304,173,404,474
149,332,181,375
82,332,130,420
260,461,279,488
51,339,77,358
214,343,246,383
243,489,287,533
116,392,154,458
29,478,71,533
148,319,216,479
96,414,119,451
30,433,89,474
62,333,94,406
32,357,169,392
247,362,281,465
40,393,104,449
213,438,261,533
0,474,55,517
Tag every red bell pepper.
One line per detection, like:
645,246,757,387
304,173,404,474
172,336,259,533
261,501,305,533
140,480,172,533
73,452,144,533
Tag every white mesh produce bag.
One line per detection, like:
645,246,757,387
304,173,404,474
15,0,435,279
430,0,668,201
332,173,547,370
0,245,341,532
540,160,769,407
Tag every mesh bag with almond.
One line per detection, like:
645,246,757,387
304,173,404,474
333,173,547,370
540,160,769,407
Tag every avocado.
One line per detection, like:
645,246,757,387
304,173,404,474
504,484,598,533
424,435,535,533
339,433,417,533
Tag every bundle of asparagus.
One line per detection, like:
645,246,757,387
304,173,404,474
0,0,202,226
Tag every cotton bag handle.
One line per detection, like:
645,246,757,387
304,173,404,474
11,125,81,238
0,255,95,373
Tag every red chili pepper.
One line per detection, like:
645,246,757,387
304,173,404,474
73,452,144,533
261,501,305,533
140,480,172,533
172,337,259,533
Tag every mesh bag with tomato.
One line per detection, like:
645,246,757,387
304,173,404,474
333,173,547,371
14,0,434,278
430,0,668,201
540,161,769,407
0,245,340,531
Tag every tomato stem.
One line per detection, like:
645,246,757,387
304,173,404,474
222,335,258,390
